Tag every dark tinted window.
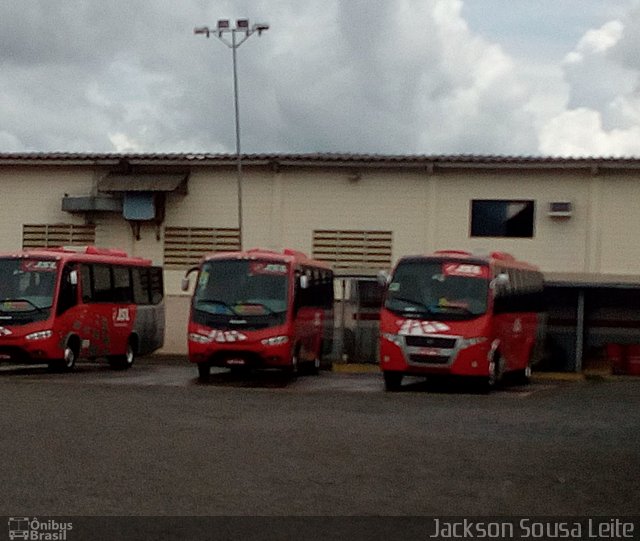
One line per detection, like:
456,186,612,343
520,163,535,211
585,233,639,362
112,267,133,302
471,200,535,238
92,265,112,302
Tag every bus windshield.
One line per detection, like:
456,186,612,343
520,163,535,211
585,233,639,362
385,260,489,319
193,259,289,317
0,258,57,314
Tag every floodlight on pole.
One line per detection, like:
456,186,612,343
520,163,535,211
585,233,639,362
194,18,269,250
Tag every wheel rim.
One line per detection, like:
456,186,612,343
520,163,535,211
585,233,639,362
488,360,496,386
314,357,320,370
64,346,76,369
125,343,134,366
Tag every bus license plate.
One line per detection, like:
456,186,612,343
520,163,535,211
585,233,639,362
226,358,245,366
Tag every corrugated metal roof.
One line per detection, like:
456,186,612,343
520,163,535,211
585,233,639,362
1,152,640,170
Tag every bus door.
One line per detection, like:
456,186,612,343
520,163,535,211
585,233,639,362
52,262,87,354
294,270,322,362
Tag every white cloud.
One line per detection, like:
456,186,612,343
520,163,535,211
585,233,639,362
539,108,640,157
565,20,624,63
538,9,640,157
109,132,143,153
0,0,639,157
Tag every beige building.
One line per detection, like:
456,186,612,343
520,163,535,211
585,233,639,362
2,152,640,370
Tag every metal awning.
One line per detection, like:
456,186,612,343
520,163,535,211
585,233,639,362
61,195,122,213
98,172,188,193
544,271,640,289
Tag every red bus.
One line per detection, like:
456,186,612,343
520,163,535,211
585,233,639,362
182,248,334,380
0,246,164,371
379,250,545,391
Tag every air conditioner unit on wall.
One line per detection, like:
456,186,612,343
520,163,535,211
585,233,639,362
548,201,573,218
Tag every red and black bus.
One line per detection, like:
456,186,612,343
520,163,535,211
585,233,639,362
183,248,334,380
379,250,545,391
0,246,164,371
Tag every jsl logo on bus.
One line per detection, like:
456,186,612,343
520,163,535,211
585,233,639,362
8,517,73,541
113,307,131,326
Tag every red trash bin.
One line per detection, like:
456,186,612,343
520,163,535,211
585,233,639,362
607,343,627,375
626,344,640,376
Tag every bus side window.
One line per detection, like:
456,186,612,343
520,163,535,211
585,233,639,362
133,268,150,304
80,265,93,303
57,264,78,315
112,266,133,303
92,265,113,303
149,267,164,305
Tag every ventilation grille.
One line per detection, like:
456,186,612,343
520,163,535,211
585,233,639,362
22,224,96,249
313,230,392,274
164,227,240,268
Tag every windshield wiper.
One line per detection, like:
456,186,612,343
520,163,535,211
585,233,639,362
195,299,240,316
0,298,44,313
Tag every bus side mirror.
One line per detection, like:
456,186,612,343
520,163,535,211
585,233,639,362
490,273,509,290
300,275,309,289
69,270,78,286
181,266,199,292
377,270,390,287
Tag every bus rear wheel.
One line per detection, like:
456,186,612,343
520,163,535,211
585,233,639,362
108,340,136,370
383,371,403,392
513,364,532,385
309,356,321,375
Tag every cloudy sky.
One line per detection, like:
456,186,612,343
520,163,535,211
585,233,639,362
1,0,639,157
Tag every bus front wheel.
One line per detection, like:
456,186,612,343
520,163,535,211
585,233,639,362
284,350,299,378
197,362,210,381
383,371,403,392
49,342,78,372
479,354,504,392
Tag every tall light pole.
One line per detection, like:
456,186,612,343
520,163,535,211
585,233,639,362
194,19,269,251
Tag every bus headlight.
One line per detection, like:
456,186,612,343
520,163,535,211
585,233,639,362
261,336,289,346
459,337,487,348
189,333,213,344
381,333,403,347
26,330,53,341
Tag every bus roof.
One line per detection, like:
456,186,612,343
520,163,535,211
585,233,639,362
0,246,152,266
201,247,333,270
399,249,540,272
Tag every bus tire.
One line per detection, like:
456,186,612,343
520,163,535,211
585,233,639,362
513,364,532,385
49,339,79,372
197,362,210,381
383,371,403,392
301,342,321,376
109,338,136,370
285,349,299,379
310,356,321,375
480,353,503,392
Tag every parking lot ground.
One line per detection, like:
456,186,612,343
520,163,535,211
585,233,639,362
0,358,569,395
1,357,639,517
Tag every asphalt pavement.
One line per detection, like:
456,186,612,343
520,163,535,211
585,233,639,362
0,357,638,518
